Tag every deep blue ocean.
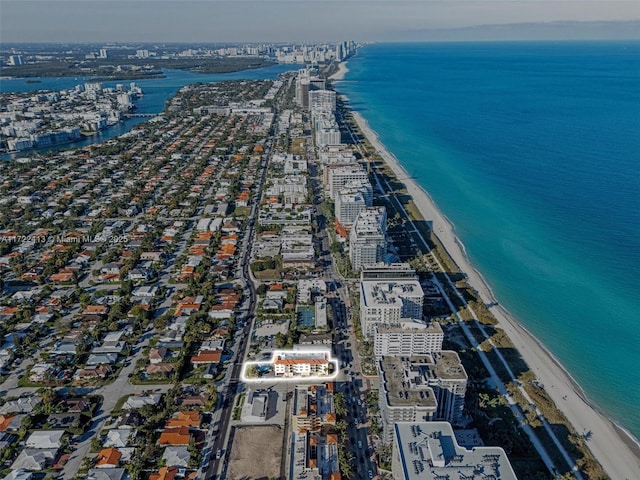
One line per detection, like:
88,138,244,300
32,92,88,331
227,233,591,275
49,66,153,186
338,41,640,439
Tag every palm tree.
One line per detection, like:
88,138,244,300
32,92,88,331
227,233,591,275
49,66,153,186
205,385,218,411
338,447,354,479
334,392,347,417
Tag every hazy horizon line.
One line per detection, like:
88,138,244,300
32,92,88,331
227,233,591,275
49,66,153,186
2,19,639,44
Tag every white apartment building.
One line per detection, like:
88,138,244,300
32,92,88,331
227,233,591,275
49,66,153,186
335,180,373,227
359,277,423,336
295,70,311,108
318,144,356,165
378,354,468,443
326,164,369,200
350,207,388,273
265,175,308,204
336,191,367,227
392,422,518,480
374,320,443,359
273,351,331,377
309,89,337,113
315,121,341,147
378,356,437,444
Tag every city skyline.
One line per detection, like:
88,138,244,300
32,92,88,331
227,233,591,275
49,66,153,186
1,0,639,43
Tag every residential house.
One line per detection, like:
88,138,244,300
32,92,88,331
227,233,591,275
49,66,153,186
95,448,122,468
25,430,65,449
166,411,200,428
191,350,222,365
176,393,210,408
117,411,143,429
99,262,124,281
149,467,178,480
63,397,92,413
0,414,24,432
158,426,190,446
82,305,109,316
127,268,155,282
87,468,128,480
3,470,34,480
123,394,162,410
149,347,168,364
162,446,190,468
85,354,118,366
46,413,81,430
146,363,174,376
105,429,134,449
11,449,57,472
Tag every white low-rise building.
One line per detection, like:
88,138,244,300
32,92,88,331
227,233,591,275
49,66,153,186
273,350,331,378
25,430,65,449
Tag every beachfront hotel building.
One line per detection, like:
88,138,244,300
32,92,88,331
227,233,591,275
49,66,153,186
315,122,341,147
318,144,356,165
374,320,444,359
392,422,518,480
295,71,310,108
309,89,337,113
349,206,387,272
359,277,423,336
326,164,369,200
378,353,468,443
335,180,373,227
273,351,331,377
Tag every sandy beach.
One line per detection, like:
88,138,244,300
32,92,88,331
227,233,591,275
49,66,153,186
349,109,640,479
329,61,349,81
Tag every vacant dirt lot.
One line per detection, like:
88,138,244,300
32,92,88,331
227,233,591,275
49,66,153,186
227,425,284,479
289,137,306,155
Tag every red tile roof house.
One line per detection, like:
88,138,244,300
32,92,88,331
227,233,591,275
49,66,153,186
166,411,201,428
146,363,174,376
158,426,190,446
74,365,113,382
95,448,121,468
82,305,109,316
149,467,178,480
190,350,222,365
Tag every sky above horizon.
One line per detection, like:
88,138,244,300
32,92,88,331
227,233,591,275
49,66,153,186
1,0,639,43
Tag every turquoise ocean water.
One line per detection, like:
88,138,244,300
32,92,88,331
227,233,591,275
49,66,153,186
338,41,640,439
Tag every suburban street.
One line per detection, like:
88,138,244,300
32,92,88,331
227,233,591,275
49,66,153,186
200,135,271,480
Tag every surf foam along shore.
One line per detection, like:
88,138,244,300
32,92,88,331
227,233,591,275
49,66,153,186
347,107,640,479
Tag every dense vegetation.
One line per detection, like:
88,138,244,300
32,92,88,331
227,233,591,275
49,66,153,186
1,57,275,78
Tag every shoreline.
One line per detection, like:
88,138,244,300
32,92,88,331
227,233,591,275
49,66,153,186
346,108,640,478
328,61,349,81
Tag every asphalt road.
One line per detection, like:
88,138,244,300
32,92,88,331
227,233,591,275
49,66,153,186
200,139,270,480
